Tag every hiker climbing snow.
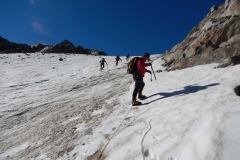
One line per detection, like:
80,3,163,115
126,53,130,62
130,53,152,106
99,58,108,71
115,55,122,66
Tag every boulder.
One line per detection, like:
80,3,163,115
234,85,240,96
210,5,218,12
156,70,162,73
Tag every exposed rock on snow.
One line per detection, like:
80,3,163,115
216,53,240,68
234,85,240,96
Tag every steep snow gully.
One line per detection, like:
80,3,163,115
0,53,139,159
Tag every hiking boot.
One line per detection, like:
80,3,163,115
132,99,142,106
138,94,147,100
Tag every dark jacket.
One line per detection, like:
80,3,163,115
116,56,121,61
100,58,107,64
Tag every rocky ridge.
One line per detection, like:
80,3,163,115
162,0,240,71
0,37,107,55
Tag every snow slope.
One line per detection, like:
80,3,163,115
0,53,240,160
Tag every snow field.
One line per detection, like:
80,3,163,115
1,53,240,160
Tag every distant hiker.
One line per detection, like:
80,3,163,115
99,58,108,71
126,53,130,62
132,53,152,106
115,55,122,66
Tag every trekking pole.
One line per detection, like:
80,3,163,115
150,73,152,82
151,65,157,80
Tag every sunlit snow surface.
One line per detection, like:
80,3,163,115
0,53,240,160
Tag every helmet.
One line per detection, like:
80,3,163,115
143,52,150,58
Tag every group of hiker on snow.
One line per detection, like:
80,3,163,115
115,54,130,66
99,53,131,70
99,52,153,106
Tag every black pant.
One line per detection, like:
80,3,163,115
132,74,145,100
100,63,104,69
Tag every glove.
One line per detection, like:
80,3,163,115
146,70,152,74
146,63,152,66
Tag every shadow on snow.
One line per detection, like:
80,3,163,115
143,83,220,105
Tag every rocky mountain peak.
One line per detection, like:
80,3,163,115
56,40,75,48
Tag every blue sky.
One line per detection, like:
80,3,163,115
1,0,224,56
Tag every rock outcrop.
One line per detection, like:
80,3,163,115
0,37,107,55
234,85,240,96
162,0,240,71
